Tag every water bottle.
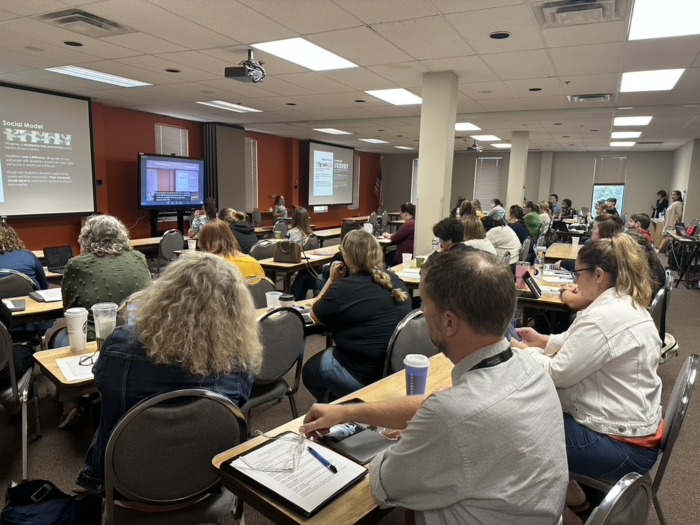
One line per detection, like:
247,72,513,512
534,235,546,282
432,237,440,253
455,207,461,220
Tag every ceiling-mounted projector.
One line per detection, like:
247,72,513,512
225,49,266,83
466,140,483,152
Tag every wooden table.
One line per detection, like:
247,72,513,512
668,232,700,288
259,246,341,292
32,249,45,260
10,296,64,327
314,228,341,247
387,219,404,233
212,353,453,525
545,243,582,261
391,262,421,290
33,342,99,396
341,216,369,223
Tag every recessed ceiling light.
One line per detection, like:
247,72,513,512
610,141,636,147
562,135,570,138
471,134,501,141
492,143,512,149
395,146,415,150
629,0,700,40
165,68,181,73
286,102,296,106
364,88,422,105
64,41,83,47
489,31,511,40
620,69,684,92
529,87,542,92
196,100,261,113
355,99,366,103
252,37,357,71
614,116,652,126
313,128,353,135
554,122,563,125
611,131,642,139
478,90,493,94
455,122,481,131
359,139,389,144
45,65,151,87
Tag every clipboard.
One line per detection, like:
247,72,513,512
217,432,367,518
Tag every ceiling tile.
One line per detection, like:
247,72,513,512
432,0,525,14
504,77,564,97
422,56,497,83
309,26,413,66
549,42,623,76
239,0,363,33
275,72,355,94
371,16,472,60
623,36,700,71
333,0,438,24
367,62,430,87
483,49,556,80
542,21,626,48
100,32,188,54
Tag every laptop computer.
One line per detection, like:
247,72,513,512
552,221,569,232
43,245,74,274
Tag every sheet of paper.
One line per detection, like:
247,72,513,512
32,288,63,302
56,355,94,382
229,436,366,515
542,271,574,284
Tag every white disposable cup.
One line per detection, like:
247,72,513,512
187,239,197,250
65,307,88,352
265,291,283,308
402,253,413,267
363,223,374,234
572,237,580,247
404,354,430,395
92,302,118,349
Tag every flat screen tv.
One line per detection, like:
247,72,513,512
138,154,204,210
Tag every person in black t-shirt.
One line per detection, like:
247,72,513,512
303,230,412,401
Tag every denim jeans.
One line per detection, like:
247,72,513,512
564,414,659,484
302,347,364,402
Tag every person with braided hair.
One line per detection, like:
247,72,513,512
303,229,412,401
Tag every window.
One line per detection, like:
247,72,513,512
155,124,188,156
244,138,259,211
592,156,627,213
592,184,625,214
473,157,502,203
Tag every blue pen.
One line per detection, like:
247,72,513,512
307,446,338,474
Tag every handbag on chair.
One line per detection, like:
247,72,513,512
273,240,301,264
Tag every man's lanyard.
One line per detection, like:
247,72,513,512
470,348,513,371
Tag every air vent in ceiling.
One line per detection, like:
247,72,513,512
533,0,627,28
33,9,134,38
567,94,614,103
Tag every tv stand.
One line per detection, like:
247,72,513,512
149,210,187,237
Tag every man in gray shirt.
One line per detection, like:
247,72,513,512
301,250,568,525
550,193,563,218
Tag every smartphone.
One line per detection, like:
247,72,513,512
522,271,542,299
506,321,522,342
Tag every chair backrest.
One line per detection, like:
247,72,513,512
249,240,277,260
519,237,532,262
649,287,666,340
652,354,699,497
104,389,247,523
659,270,674,337
42,318,68,350
368,212,379,234
273,220,288,237
302,234,319,251
42,245,74,269
158,229,184,261
251,208,263,227
243,275,277,308
384,310,439,376
381,211,389,232
501,251,511,264
0,320,20,401
116,290,146,327
0,269,36,298
256,307,306,384
585,472,652,525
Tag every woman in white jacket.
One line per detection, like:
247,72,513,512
515,233,662,485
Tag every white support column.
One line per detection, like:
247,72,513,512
415,71,458,255
538,151,553,202
505,131,529,207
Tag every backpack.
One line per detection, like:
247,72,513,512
0,480,101,525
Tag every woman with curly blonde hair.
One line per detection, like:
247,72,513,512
0,222,48,289
303,229,412,401
77,253,263,493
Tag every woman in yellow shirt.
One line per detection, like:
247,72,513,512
198,221,265,279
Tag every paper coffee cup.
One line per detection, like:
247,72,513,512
265,291,283,308
187,239,197,250
279,294,294,307
572,237,580,247
404,354,430,395
65,307,88,352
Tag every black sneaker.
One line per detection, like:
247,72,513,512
58,407,78,429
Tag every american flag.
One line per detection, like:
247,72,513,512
374,169,383,206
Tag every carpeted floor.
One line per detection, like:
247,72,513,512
1,261,699,524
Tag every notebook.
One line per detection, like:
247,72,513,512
43,245,74,274
29,289,63,302
2,298,26,312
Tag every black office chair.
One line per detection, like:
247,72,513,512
251,208,263,227
243,276,277,309
104,389,247,524
241,307,306,427
150,229,184,275
0,269,36,299
0,321,41,480
384,310,438,376
272,220,288,238
583,472,652,525
518,238,532,262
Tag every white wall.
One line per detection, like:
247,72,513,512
671,141,693,196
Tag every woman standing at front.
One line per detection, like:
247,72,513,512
303,230,411,401
515,234,662,485
658,190,684,254
383,202,415,266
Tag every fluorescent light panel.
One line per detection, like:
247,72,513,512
455,122,481,131
614,116,652,126
313,128,352,135
364,89,422,105
610,141,636,147
629,0,700,40
395,146,415,150
492,143,511,149
358,139,389,144
470,135,501,141
620,69,684,92
45,65,151,87
252,38,357,71
196,101,261,113
611,131,642,139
